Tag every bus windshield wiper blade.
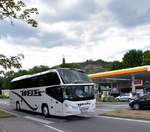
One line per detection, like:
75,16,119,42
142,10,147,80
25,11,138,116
71,80,83,83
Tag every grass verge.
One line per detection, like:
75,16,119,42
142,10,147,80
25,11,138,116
100,109,150,120
0,109,15,118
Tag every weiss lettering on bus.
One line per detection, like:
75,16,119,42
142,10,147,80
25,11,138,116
20,89,42,96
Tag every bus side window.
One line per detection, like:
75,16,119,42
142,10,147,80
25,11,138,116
44,72,60,86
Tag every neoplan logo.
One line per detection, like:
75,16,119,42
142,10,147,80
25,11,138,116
20,89,42,96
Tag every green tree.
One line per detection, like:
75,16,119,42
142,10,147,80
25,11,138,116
2,70,28,89
110,61,124,70
0,0,38,27
122,49,143,68
143,50,150,65
0,76,3,88
2,70,15,89
60,63,82,69
0,54,24,75
13,69,28,78
28,65,50,74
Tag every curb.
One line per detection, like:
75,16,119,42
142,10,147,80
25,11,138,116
0,108,18,118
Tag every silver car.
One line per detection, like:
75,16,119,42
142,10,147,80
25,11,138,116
116,93,132,102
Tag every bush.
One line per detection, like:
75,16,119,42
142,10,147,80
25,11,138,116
0,90,9,98
0,94,9,99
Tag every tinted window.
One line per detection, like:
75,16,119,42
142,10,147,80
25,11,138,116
10,78,33,89
46,86,63,102
10,72,60,89
39,72,60,86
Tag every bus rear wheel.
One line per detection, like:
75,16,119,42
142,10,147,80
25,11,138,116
42,105,49,117
16,102,20,111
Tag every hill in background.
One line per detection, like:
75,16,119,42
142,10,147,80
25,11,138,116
52,59,112,74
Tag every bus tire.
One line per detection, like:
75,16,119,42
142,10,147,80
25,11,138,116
42,104,49,117
16,101,20,111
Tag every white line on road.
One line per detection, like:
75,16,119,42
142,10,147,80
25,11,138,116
44,124,65,132
24,116,54,125
97,116,150,124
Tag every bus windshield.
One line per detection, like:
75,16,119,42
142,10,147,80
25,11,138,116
63,85,94,101
58,69,92,84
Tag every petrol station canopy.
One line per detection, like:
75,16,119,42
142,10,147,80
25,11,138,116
89,65,150,81
88,65,150,94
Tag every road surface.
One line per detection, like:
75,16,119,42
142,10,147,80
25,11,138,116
0,99,150,132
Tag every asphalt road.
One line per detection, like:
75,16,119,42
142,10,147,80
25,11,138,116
0,99,150,132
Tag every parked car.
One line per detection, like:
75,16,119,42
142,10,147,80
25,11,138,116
116,93,129,101
116,93,134,102
129,94,150,110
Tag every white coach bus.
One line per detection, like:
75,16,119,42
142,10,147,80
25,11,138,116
10,68,96,117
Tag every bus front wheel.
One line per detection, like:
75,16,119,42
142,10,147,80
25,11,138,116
42,104,49,117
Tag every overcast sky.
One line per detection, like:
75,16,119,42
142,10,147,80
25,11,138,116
1,0,150,70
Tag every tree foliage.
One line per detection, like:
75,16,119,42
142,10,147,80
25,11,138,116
2,70,15,89
28,65,50,74
0,54,24,75
0,0,38,27
110,61,124,70
110,49,150,70
143,50,150,65
122,49,143,68
59,63,82,69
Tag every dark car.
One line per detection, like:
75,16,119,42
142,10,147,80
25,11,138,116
129,94,150,110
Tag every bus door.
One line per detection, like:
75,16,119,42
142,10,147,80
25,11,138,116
46,87,63,115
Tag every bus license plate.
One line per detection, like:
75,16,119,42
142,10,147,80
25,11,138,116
80,107,89,113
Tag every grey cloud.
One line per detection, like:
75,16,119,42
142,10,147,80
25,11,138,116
0,18,82,48
0,22,38,39
2,30,81,48
38,32,81,48
109,0,150,27
41,0,101,22
1,0,126,50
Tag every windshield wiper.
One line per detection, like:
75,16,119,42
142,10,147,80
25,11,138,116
71,80,83,83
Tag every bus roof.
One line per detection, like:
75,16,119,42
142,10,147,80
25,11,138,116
11,69,57,82
10,68,85,82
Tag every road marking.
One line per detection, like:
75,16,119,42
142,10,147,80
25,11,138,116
97,116,150,124
44,124,65,132
24,116,54,125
